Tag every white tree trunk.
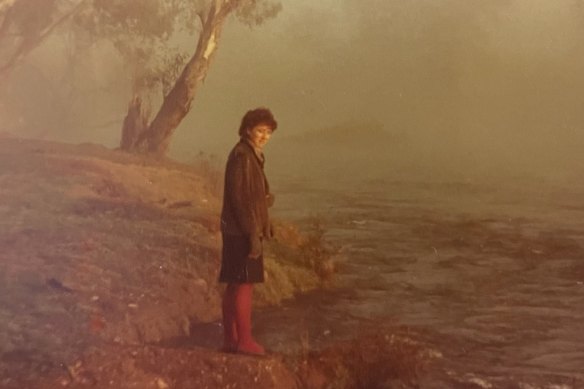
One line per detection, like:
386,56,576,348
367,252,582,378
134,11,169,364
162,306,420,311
130,2,234,155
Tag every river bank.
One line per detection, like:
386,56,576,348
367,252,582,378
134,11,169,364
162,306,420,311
2,135,582,388
0,136,357,388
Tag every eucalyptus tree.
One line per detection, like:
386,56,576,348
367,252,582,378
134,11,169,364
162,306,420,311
1,0,280,155
77,0,281,155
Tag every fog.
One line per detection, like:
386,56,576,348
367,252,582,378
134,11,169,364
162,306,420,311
2,0,584,181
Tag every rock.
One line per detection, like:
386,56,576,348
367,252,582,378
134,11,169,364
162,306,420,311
156,377,169,389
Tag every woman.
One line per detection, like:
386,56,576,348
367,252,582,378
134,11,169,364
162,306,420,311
219,107,277,355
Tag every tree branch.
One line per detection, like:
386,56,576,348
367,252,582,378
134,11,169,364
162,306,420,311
196,9,206,27
36,0,90,48
0,1,14,39
0,0,89,78
135,0,236,155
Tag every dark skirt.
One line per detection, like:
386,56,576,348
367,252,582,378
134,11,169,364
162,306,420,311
218,234,264,283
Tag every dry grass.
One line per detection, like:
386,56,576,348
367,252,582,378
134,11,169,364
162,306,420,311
187,151,223,200
267,218,338,282
0,136,335,386
296,325,435,389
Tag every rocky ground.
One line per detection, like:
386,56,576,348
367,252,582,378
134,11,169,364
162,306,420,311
0,135,435,389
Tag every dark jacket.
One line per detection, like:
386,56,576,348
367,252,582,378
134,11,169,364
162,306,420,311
220,140,273,241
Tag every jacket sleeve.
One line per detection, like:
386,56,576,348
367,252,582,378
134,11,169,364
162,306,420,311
225,151,259,238
264,174,275,208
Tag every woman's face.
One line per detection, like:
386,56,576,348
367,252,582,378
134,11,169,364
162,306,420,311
246,124,273,150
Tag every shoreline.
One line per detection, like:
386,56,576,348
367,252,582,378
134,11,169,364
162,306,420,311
1,136,583,388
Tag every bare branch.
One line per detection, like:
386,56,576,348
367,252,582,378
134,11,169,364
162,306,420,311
196,9,206,27
0,1,13,39
37,0,90,42
135,0,237,154
0,0,89,77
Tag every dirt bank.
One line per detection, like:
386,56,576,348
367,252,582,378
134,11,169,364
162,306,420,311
0,136,346,388
4,324,435,389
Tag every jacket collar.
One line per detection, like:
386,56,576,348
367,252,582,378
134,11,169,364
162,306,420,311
240,138,265,167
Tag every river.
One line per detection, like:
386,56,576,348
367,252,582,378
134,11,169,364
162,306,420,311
254,174,584,388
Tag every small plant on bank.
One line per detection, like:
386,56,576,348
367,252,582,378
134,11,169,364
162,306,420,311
266,217,337,282
300,217,337,280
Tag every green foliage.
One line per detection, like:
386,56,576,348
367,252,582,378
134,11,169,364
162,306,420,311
69,0,281,95
1,0,282,152
235,0,282,27
73,0,199,93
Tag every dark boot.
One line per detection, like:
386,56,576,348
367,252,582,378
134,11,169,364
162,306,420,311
234,283,265,355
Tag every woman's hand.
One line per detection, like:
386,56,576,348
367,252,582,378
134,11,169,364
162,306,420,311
248,234,262,259
266,193,275,208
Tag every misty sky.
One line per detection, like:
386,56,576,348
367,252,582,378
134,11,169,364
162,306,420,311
166,0,584,172
175,0,584,149
3,0,584,176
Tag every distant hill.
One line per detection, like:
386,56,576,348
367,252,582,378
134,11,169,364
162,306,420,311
268,122,411,180
281,122,403,150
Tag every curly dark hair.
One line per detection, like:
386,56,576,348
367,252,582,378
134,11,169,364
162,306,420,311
238,107,278,136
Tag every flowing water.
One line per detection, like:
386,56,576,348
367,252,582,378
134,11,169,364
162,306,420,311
255,174,584,387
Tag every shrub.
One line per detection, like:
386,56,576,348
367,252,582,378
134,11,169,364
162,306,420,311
266,217,337,282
